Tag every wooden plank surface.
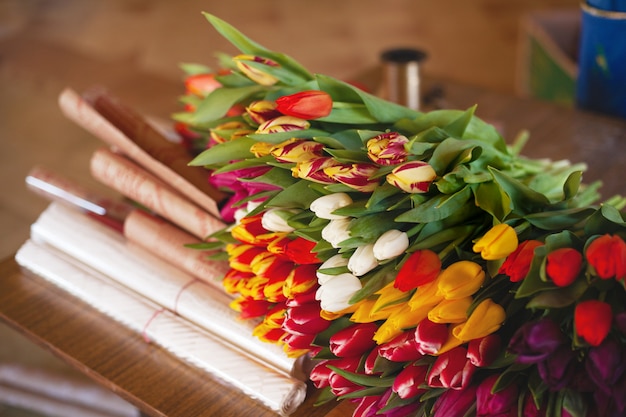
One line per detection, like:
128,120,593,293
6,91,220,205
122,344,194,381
0,257,340,417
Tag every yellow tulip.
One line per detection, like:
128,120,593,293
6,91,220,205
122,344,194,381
408,279,443,312
427,297,473,324
436,261,485,300
452,299,506,342
349,298,402,323
473,223,519,260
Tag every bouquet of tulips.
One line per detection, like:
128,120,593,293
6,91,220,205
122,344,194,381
173,13,626,417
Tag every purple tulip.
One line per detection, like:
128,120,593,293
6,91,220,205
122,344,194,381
209,166,280,222
476,375,518,417
586,338,625,395
431,384,478,417
536,346,577,391
508,318,565,364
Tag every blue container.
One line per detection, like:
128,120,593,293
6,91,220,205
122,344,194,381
576,2,626,119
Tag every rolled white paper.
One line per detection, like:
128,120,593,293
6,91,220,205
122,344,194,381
16,239,307,416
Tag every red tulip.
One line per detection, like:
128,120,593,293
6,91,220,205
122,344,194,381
499,240,543,282
545,247,582,287
585,234,626,281
392,363,429,399
378,331,423,362
413,319,449,355
285,237,321,265
427,346,476,390
467,334,502,367
275,90,333,120
394,249,441,291
574,300,613,346
329,322,378,357
184,73,222,96
283,302,330,335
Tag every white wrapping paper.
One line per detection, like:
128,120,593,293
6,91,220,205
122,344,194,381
27,203,303,380
15,239,307,416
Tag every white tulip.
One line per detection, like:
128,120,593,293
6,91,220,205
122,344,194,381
310,193,353,220
315,273,362,312
321,218,352,248
373,229,409,261
261,208,297,232
316,254,350,284
348,244,378,276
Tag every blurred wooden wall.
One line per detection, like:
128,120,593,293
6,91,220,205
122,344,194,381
1,0,579,94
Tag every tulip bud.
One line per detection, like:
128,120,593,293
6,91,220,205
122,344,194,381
473,223,519,261
316,254,350,283
378,331,423,362
585,234,626,281
329,322,378,357
586,338,625,395
476,374,519,417
261,208,297,233
467,334,502,367
453,299,506,342
508,318,566,364
275,90,333,120
574,299,613,346
310,193,353,220
233,54,279,86
315,273,362,312
428,297,472,324
283,302,330,335
309,356,360,389
245,100,281,125
283,263,318,298
324,163,380,192
373,229,409,261
348,244,379,276
292,157,341,184
386,161,436,193
366,132,409,166
437,260,485,300
269,138,325,163
546,247,583,287
249,141,275,157
321,218,352,248
184,72,222,96
414,319,449,355
256,115,310,134
431,384,478,417
499,239,543,282
394,249,441,291
284,237,320,265
209,120,254,144
393,363,429,399
427,346,476,390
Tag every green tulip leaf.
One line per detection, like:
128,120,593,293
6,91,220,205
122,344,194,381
396,186,472,223
189,137,256,166
442,105,476,138
203,13,314,82
192,85,265,124
489,167,551,215
525,207,596,230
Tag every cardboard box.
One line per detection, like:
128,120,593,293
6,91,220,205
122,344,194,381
517,9,580,106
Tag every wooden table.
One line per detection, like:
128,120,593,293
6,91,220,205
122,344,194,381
1,70,626,416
